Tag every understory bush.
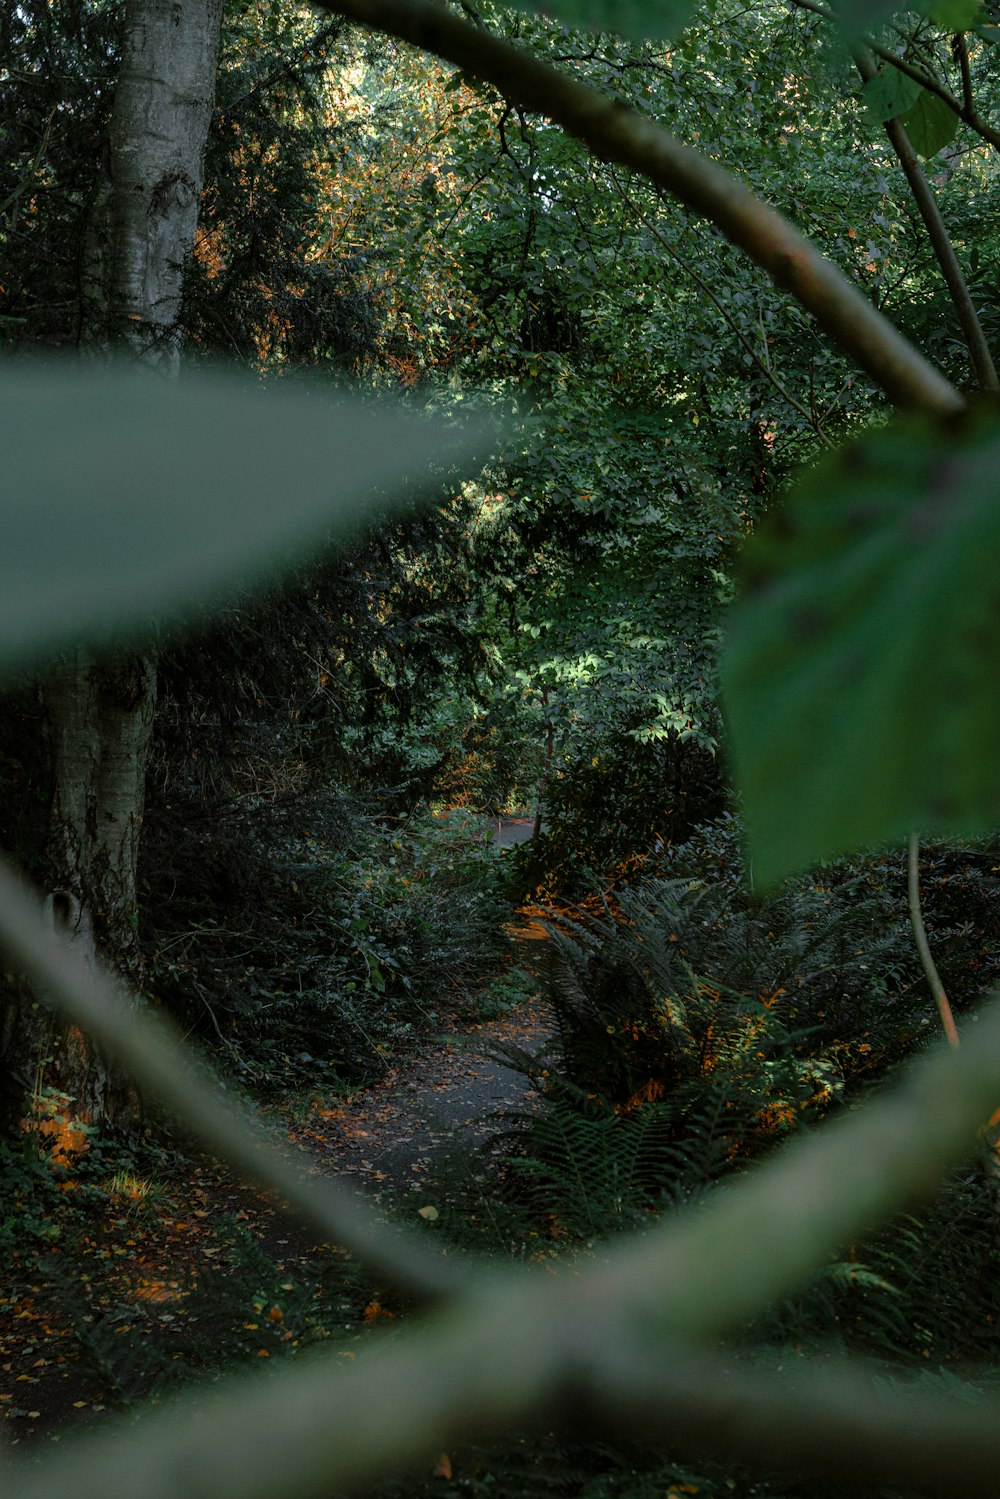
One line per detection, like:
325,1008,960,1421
509,733,727,901
140,790,510,1091
405,818,1000,1499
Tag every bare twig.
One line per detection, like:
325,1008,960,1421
0,107,56,223
789,0,1000,155
608,168,835,446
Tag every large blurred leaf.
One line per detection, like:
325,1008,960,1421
508,0,694,41
833,0,977,38
928,0,981,27
862,67,922,125
721,409,1000,887
0,363,490,676
900,89,960,158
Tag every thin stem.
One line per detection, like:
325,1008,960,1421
853,45,998,392
907,831,960,1048
610,169,835,446
316,0,964,417
0,106,55,223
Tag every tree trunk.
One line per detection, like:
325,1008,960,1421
0,0,223,1136
86,0,225,370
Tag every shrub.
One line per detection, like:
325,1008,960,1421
142,792,511,1091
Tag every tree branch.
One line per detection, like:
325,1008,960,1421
316,0,964,417
609,168,836,446
907,832,960,1047
0,856,467,1304
853,45,998,392
956,32,976,117
789,0,1000,155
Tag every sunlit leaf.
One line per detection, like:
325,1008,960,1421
721,409,1000,886
900,89,959,158
0,363,492,677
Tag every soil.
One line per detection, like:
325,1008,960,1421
294,987,550,1201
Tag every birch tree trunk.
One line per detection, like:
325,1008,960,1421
86,0,225,369
0,0,223,1133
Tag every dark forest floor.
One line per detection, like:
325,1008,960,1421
1,825,552,1451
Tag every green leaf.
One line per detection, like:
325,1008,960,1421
507,0,694,42
832,0,909,38
721,410,1000,886
928,0,981,27
861,67,922,125
0,363,491,677
833,0,975,35
900,89,960,157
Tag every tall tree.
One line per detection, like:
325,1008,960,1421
0,0,223,1128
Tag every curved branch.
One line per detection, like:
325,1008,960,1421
317,0,964,417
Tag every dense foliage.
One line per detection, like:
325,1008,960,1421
6,0,1000,1495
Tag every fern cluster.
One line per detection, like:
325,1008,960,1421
496,816,1000,1249
391,820,1000,1499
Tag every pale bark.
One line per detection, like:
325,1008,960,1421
2,0,223,1132
87,0,224,371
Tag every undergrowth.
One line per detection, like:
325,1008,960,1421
394,816,1000,1499
141,790,511,1092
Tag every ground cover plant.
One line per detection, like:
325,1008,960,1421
7,0,1000,1496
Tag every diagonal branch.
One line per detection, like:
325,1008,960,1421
0,855,468,1304
316,0,963,417
853,45,998,392
608,167,836,446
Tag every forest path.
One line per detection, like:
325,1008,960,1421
283,816,552,1204
292,981,549,1202
0,820,553,1446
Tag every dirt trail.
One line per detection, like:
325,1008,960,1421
0,819,555,1445
292,816,552,1200
294,990,550,1200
